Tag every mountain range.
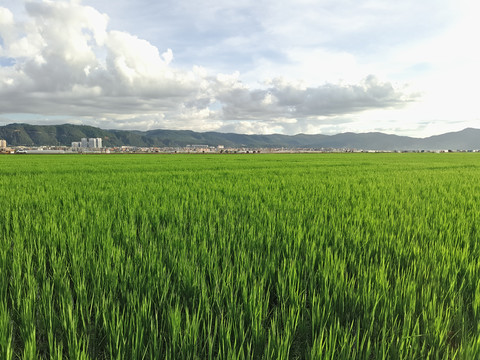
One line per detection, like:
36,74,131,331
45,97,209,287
1,123,479,151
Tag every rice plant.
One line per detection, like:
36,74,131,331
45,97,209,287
1,153,480,359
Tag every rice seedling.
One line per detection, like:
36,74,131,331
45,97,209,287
0,153,479,359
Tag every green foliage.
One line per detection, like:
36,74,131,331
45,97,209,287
3,123,480,148
1,153,480,359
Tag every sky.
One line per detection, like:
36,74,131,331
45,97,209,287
0,0,479,136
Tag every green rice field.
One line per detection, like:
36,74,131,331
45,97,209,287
1,153,480,359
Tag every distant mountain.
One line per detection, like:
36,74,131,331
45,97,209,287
1,123,479,150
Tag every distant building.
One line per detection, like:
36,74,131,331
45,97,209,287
0,139,6,149
72,138,102,149
88,138,102,148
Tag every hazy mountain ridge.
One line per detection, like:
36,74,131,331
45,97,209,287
1,124,479,150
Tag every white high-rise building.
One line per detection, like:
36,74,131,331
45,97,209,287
0,139,6,148
88,138,102,148
74,137,103,149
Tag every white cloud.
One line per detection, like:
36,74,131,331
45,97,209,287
0,0,420,135
217,75,413,120
0,1,202,111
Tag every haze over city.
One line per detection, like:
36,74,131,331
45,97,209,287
0,0,479,136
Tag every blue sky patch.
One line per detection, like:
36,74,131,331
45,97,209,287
0,57,16,67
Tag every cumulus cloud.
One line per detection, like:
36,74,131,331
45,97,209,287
0,0,414,134
217,75,413,120
0,1,201,109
